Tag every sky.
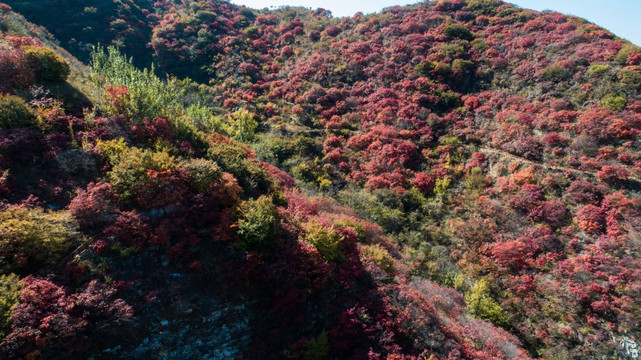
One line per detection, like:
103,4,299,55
230,0,641,45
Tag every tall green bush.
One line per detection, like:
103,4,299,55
0,94,35,129
0,207,82,273
0,273,22,340
236,195,278,251
25,46,70,83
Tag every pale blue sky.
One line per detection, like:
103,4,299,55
230,0,640,45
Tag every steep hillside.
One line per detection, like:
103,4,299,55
1,0,641,359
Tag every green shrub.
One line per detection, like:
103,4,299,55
601,93,627,112
430,61,452,77
183,158,222,193
0,273,23,340
443,23,474,40
465,168,487,192
465,279,509,326
207,140,273,195
587,64,610,77
303,331,329,360
338,189,407,234
107,147,177,200
438,43,465,57
614,43,640,64
466,0,502,15
452,59,475,72
543,63,567,82
236,195,278,251
0,207,82,273
471,38,488,52
224,109,258,142
619,66,641,88
434,177,451,196
304,220,344,263
97,138,129,165
0,94,35,129
24,46,70,83
361,244,395,274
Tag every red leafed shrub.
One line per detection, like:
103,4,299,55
101,210,151,249
576,204,606,234
412,172,435,195
239,62,260,75
0,278,133,359
508,183,543,211
5,36,40,48
260,161,295,188
68,182,118,229
543,132,567,145
223,98,237,108
466,152,486,170
133,168,190,209
132,117,174,144
596,165,629,185
529,200,568,228
0,49,35,91
577,107,611,140
281,45,294,57
491,238,532,272
325,26,341,37
627,52,641,65
566,180,604,205
105,85,130,115
210,172,242,208
308,30,321,41
0,129,46,168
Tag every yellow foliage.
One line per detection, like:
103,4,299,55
0,207,82,273
304,220,344,263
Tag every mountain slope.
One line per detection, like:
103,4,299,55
1,0,641,359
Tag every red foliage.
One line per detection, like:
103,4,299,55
260,161,295,188
412,172,435,195
0,278,133,359
529,200,568,228
105,85,130,115
566,180,604,205
132,117,174,143
597,165,629,185
0,49,35,91
238,62,260,75
576,204,606,234
133,168,189,209
68,182,118,229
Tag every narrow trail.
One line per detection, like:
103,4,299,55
478,145,641,185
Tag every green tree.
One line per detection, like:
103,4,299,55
236,195,279,251
90,46,221,132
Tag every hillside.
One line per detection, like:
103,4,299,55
1,0,641,359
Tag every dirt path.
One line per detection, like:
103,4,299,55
478,146,641,184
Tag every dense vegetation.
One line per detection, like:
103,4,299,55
1,0,641,359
